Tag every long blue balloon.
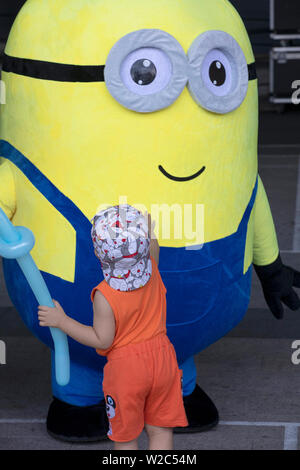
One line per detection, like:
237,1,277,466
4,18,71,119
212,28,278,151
0,208,70,386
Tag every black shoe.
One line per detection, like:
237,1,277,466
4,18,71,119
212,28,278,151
174,384,219,434
46,397,109,443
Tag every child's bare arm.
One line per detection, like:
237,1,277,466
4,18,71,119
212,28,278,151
148,213,160,265
150,238,160,265
38,293,115,350
92,290,116,349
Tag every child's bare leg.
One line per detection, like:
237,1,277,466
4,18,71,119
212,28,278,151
114,438,139,451
145,424,173,450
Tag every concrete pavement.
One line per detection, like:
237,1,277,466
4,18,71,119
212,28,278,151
0,332,299,450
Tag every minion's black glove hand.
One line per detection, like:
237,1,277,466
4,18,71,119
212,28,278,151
254,254,300,320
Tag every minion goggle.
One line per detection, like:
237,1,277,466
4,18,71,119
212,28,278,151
3,29,257,115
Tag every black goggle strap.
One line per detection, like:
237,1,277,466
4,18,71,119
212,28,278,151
247,62,257,81
2,53,105,82
2,53,257,83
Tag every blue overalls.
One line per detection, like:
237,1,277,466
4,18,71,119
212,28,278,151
0,140,258,405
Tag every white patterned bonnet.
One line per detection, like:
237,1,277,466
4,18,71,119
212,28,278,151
91,205,152,292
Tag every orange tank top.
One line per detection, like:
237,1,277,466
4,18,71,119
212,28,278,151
91,257,167,356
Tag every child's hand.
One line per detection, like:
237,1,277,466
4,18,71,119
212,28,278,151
38,300,67,329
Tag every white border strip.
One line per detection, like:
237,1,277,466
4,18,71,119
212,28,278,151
220,421,300,427
284,425,299,451
0,419,45,423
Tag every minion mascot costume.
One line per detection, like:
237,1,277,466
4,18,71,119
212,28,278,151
1,0,300,442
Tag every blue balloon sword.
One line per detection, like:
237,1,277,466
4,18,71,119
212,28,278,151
0,208,70,386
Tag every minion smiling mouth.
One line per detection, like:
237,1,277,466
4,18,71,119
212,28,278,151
158,165,206,182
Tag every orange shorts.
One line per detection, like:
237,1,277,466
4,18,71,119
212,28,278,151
102,334,188,442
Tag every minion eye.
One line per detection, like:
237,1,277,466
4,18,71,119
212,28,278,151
104,29,188,113
202,50,232,96
188,31,249,114
120,47,172,96
131,58,157,86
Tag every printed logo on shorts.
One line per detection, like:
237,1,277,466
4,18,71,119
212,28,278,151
105,395,116,436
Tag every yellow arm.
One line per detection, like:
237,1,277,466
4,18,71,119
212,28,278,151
253,175,279,267
0,159,16,220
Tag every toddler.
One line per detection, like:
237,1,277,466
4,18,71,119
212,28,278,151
38,205,188,450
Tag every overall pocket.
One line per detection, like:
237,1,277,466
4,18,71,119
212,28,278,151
161,259,223,327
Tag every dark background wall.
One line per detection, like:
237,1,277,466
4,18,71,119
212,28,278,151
0,0,271,55
0,0,26,42
230,0,271,55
